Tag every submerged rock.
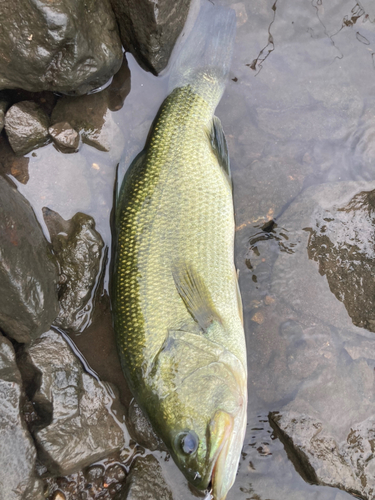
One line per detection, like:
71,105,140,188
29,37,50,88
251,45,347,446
0,0,122,95
48,122,79,153
4,101,49,155
115,455,173,500
127,399,165,452
110,0,191,74
0,135,30,184
0,175,58,343
0,334,44,500
43,209,104,333
270,180,375,331
261,181,375,499
50,91,123,154
20,330,126,476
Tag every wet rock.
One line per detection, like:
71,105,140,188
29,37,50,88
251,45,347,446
270,180,375,332
110,0,191,74
0,135,30,183
43,209,104,333
107,55,131,112
0,175,58,343
50,90,123,154
306,189,375,332
49,122,79,153
20,330,126,476
0,0,122,95
270,411,375,500
4,101,49,155
115,455,173,500
0,334,44,500
127,399,165,452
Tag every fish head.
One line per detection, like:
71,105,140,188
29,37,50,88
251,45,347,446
165,353,247,499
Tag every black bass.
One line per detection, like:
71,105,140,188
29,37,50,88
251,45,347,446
112,4,247,499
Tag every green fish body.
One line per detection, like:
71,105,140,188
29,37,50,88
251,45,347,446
112,5,247,499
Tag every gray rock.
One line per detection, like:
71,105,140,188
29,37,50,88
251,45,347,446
4,101,49,155
110,0,191,74
115,455,173,500
127,399,165,452
43,209,104,333
50,90,123,154
0,0,122,95
270,180,375,332
0,334,43,500
0,175,59,343
48,122,79,153
20,330,126,476
270,411,375,500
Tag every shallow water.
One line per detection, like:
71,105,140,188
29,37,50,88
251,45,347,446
7,0,375,498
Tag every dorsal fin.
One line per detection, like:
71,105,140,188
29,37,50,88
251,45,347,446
172,263,221,332
207,116,231,185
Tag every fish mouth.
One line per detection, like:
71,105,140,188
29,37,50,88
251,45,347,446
208,410,234,500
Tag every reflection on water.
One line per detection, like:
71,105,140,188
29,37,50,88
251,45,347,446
3,0,375,498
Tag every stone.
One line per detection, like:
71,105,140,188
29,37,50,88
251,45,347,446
49,122,79,152
127,399,165,452
107,55,131,112
43,209,105,333
50,90,123,154
19,330,126,476
270,411,375,500
109,0,191,74
0,135,29,184
0,0,122,95
0,97,9,133
0,175,59,343
0,334,44,500
115,455,173,500
270,180,375,332
4,101,49,155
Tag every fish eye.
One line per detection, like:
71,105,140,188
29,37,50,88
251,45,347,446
179,430,199,455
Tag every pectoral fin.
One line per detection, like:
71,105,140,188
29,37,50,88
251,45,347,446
172,264,221,332
207,116,231,186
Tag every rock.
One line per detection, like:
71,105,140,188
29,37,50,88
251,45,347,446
0,96,9,133
43,209,104,333
4,101,49,155
305,189,375,332
107,55,131,112
50,90,123,154
127,399,165,452
0,0,122,95
20,330,126,476
109,0,191,74
270,180,375,332
270,411,375,500
0,175,59,343
0,334,44,500
48,122,79,153
0,135,30,184
115,455,173,500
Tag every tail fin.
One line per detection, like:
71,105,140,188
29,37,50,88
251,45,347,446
169,2,236,109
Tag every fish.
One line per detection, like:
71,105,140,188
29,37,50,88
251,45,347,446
112,3,247,499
